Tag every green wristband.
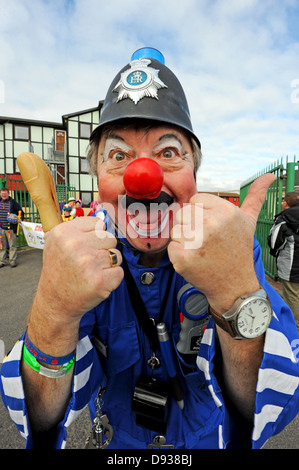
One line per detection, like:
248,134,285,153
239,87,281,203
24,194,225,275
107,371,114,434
23,344,75,378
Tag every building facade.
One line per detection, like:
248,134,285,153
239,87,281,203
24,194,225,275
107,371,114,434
0,102,103,207
198,191,240,206
1,108,246,209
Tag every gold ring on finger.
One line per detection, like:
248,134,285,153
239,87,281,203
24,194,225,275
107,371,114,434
108,250,118,267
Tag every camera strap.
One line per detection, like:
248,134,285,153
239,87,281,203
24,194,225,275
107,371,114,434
121,254,173,353
121,251,177,435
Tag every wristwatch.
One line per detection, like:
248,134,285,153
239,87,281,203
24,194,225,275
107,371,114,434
208,288,273,339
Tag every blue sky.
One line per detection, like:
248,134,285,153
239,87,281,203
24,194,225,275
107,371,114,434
0,0,298,191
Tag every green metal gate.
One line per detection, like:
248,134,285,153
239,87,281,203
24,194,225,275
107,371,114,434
0,175,76,248
240,156,298,280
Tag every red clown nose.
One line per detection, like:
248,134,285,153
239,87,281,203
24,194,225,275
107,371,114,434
123,158,164,199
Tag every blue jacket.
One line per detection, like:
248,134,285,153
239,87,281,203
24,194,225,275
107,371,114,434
1,234,299,449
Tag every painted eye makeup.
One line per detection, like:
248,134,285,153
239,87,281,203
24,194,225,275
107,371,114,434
103,137,133,162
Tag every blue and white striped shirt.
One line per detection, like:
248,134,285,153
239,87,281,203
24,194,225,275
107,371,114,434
1,236,299,449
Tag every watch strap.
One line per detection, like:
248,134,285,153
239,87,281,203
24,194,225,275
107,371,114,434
208,304,237,337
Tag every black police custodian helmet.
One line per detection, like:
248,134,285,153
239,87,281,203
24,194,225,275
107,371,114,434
90,47,200,148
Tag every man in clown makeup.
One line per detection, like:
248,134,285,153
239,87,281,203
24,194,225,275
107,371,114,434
1,48,299,450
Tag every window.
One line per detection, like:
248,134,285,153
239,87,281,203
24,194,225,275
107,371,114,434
55,130,66,151
79,122,91,139
81,191,93,207
80,157,89,174
14,125,29,140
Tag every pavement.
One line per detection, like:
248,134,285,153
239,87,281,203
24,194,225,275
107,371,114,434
0,248,90,449
0,248,298,449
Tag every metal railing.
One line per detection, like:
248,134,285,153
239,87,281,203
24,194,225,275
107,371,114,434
0,175,76,247
240,156,298,279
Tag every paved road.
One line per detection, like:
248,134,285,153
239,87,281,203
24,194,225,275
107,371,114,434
0,248,298,449
0,248,90,449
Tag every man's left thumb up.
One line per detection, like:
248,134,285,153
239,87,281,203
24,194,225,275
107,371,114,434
240,173,276,225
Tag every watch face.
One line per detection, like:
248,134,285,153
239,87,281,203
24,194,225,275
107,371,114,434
236,298,272,339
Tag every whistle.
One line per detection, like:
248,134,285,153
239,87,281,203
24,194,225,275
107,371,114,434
176,284,210,355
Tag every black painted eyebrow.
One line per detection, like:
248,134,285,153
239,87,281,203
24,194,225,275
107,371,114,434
105,133,125,142
158,133,183,146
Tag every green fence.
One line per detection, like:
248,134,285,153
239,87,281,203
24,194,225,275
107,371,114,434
240,156,298,280
0,175,76,248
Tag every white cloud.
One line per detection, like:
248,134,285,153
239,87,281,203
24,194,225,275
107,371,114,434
0,0,298,191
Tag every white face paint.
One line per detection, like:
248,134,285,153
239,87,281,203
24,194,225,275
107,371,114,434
102,136,133,162
152,135,183,155
101,133,192,168
97,126,197,261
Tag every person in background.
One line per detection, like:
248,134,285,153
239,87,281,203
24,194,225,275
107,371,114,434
87,200,102,216
268,191,299,328
75,199,84,217
61,204,76,222
67,197,76,216
0,187,24,268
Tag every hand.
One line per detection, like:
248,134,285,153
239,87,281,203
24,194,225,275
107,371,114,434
168,173,276,312
36,216,123,325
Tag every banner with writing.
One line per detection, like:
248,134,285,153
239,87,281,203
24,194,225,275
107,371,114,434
21,221,45,250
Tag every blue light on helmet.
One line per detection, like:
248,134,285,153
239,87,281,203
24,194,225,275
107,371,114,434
131,47,165,64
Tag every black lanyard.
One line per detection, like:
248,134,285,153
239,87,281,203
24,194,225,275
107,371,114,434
121,253,174,352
